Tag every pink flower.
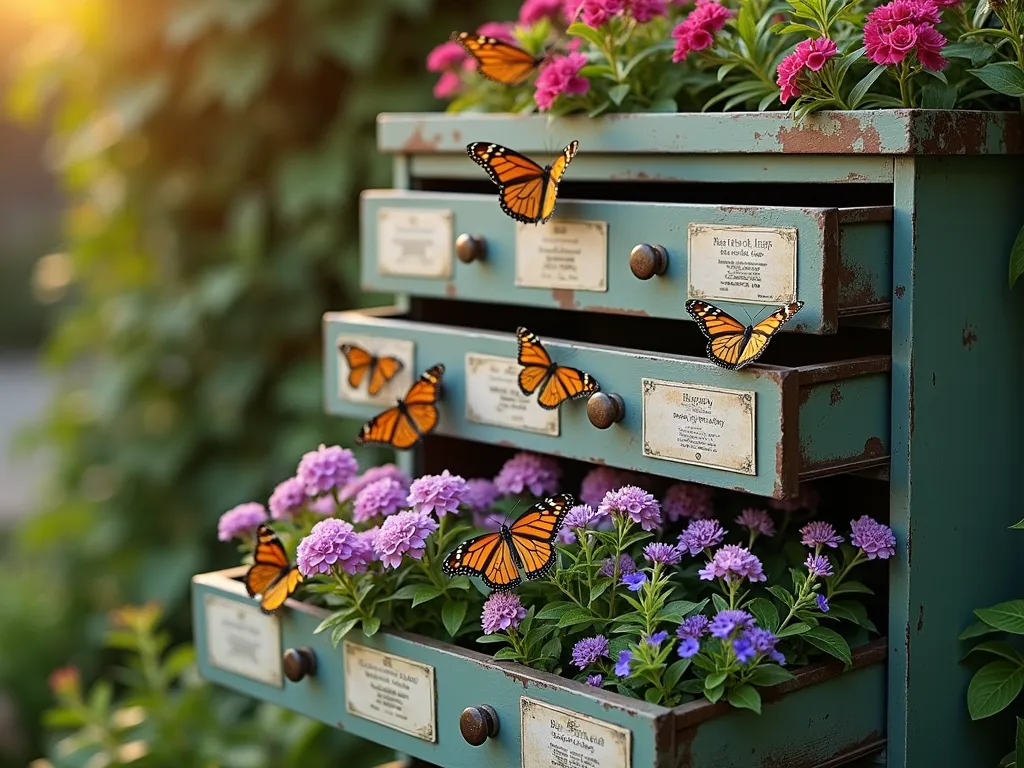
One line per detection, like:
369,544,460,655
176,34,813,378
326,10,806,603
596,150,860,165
427,41,467,72
477,22,516,43
628,0,667,22
671,1,731,62
915,23,948,70
520,0,567,24
775,37,838,104
775,51,804,104
863,0,947,70
433,71,462,99
534,52,590,110
581,0,627,26
803,37,839,71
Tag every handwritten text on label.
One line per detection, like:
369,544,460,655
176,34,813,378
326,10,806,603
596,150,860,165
521,697,631,768
688,223,797,304
344,642,437,742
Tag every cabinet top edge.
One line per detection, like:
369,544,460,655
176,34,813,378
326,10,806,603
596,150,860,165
377,110,1024,156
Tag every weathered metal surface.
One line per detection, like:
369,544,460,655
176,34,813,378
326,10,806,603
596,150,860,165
378,111,1023,156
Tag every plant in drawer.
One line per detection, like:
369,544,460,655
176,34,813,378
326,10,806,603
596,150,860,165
218,443,895,714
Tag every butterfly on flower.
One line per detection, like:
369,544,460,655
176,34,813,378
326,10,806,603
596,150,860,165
355,364,444,450
339,343,404,397
452,32,543,86
244,524,303,614
467,141,578,225
686,300,804,370
442,493,574,592
516,326,599,409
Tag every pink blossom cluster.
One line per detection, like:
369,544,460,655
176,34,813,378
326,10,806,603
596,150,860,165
535,52,590,110
863,0,948,70
671,0,732,62
775,37,839,104
564,0,668,26
520,0,569,24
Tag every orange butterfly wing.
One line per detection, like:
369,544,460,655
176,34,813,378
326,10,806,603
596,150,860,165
244,525,303,615
367,356,404,396
516,326,553,395
737,301,804,368
686,300,803,370
516,327,599,409
442,531,522,591
509,493,572,580
356,365,444,450
468,142,576,225
340,343,375,390
540,141,578,223
453,32,542,86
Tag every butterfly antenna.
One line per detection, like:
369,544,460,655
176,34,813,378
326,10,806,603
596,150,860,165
502,498,524,527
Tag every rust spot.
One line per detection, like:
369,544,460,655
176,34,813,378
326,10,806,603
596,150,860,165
845,172,870,182
778,113,883,154
894,284,905,299
587,456,607,466
551,288,578,310
451,129,461,144
585,305,649,317
932,372,936,386
863,436,885,458
906,621,912,689
918,111,1024,155
445,282,456,298
401,124,442,153
908,357,915,439
962,324,977,349
829,385,843,405
917,604,925,633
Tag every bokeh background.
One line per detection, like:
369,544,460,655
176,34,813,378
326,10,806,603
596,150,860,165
0,0,516,764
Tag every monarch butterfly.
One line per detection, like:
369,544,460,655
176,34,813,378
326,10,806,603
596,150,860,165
339,343,404,397
453,32,543,86
442,493,573,591
244,524,303,615
517,327,600,409
355,364,444,450
467,141,578,225
686,300,805,370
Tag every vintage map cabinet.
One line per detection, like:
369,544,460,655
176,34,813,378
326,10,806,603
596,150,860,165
193,110,1024,768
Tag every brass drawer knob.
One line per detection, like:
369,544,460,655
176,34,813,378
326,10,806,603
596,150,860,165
629,243,668,279
588,392,625,429
455,233,487,264
459,704,499,746
282,647,317,682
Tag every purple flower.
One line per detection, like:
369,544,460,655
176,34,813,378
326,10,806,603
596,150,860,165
677,615,710,640
374,510,439,569
698,544,766,583
580,467,637,508
571,635,610,669
662,482,715,521
770,486,820,514
735,508,776,537
599,553,636,578
598,486,662,531
805,554,834,578
614,649,633,677
339,464,411,502
733,633,756,664
217,502,267,542
678,519,727,556
708,610,755,639
296,444,358,496
268,477,306,520
564,503,601,532
645,630,669,647
296,518,372,576
353,478,407,523
359,526,380,551
800,521,844,549
586,673,603,687
622,572,648,591
817,594,830,613
481,592,528,634
494,452,561,497
407,470,467,518
309,495,338,516
557,526,577,545
643,542,682,566
850,516,897,560
463,479,499,512
745,627,785,664
678,636,700,658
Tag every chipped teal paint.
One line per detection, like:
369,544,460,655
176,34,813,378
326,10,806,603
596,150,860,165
362,191,892,334
193,569,886,768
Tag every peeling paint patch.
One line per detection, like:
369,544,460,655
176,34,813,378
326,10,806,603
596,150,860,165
445,282,456,298
401,125,442,153
895,285,905,299
551,288,579,310
829,385,843,406
778,113,883,154
962,324,977,350
917,604,925,633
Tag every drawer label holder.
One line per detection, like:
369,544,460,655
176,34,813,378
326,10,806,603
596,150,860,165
344,642,437,742
376,207,453,279
521,697,631,768
687,223,798,305
641,379,756,475
204,594,283,688
465,353,560,437
515,219,609,293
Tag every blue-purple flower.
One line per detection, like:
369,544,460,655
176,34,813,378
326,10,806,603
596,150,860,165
481,592,528,634
217,502,267,542
462,478,499,512
643,542,682,566
677,615,710,640
744,626,785,664
408,470,468,517
268,477,306,520
678,636,700,658
296,444,358,496
735,508,775,537
614,649,633,677
598,486,662,531
579,467,638,508
645,630,669,647
732,633,756,664
805,553,834,578
559,503,603,543
296,518,372,576
800,520,843,549
571,635,610,669
599,553,635,578
662,482,715,521
698,544,766,583
622,572,648,591
374,510,439,569
678,519,726,556
816,594,830,613
850,515,896,560
353,478,407,523
494,452,561,497
708,610,755,639
586,674,603,687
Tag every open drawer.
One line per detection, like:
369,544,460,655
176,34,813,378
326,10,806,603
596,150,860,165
323,308,890,499
360,190,892,335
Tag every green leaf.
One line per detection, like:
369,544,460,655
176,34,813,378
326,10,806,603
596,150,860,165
705,671,728,690
493,647,521,661
362,616,381,637
535,602,577,621
705,682,725,703
747,664,797,687
475,633,510,644
589,578,612,602
442,601,468,638
943,41,997,65
964,641,1024,665
848,63,887,109
645,97,678,113
665,658,691,690
566,22,606,49
645,687,663,704
834,46,866,84
558,608,598,629
969,63,1024,98
1010,517,1024,530
977,601,1024,634
1016,717,1024,767
748,598,780,633
411,585,445,608
1009,225,1024,289
920,81,958,110
778,622,812,638
712,594,730,613
973,0,991,26
608,84,630,106
621,41,675,78
804,626,852,667
330,619,360,646
830,580,873,597
767,586,795,607
961,620,1001,641
727,684,762,714
381,584,421,602
968,660,1024,719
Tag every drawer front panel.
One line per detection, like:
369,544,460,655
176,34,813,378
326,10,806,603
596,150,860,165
323,310,890,498
361,191,893,335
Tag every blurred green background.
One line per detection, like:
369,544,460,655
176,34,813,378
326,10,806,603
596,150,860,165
0,0,515,765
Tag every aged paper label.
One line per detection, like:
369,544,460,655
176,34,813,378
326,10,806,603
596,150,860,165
344,642,437,742
376,208,453,279
687,223,798,304
465,353,559,437
204,595,283,687
515,220,608,292
336,334,415,405
521,698,631,768
642,379,756,475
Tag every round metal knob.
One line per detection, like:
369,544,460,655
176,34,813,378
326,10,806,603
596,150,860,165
587,392,625,429
282,647,317,682
455,234,487,264
629,243,669,280
459,704,499,746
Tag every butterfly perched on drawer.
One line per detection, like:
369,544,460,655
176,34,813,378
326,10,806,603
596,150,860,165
686,300,804,370
467,141,578,225
245,524,303,614
442,493,574,592
452,31,543,86
516,326,600,409
355,364,444,450
339,342,404,397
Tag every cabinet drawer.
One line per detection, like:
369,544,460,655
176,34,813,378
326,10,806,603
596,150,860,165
323,309,890,499
360,191,892,335
194,569,886,768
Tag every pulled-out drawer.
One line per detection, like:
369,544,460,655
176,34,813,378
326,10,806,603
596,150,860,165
360,190,892,335
323,308,890,499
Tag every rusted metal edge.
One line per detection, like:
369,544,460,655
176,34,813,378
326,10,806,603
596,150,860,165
670,638,888,731
799,455,890,481
794,355,892,386
836,206,894,224
837,303,893,317
811,737,888,768
820,209,841,335
776,370,802,499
